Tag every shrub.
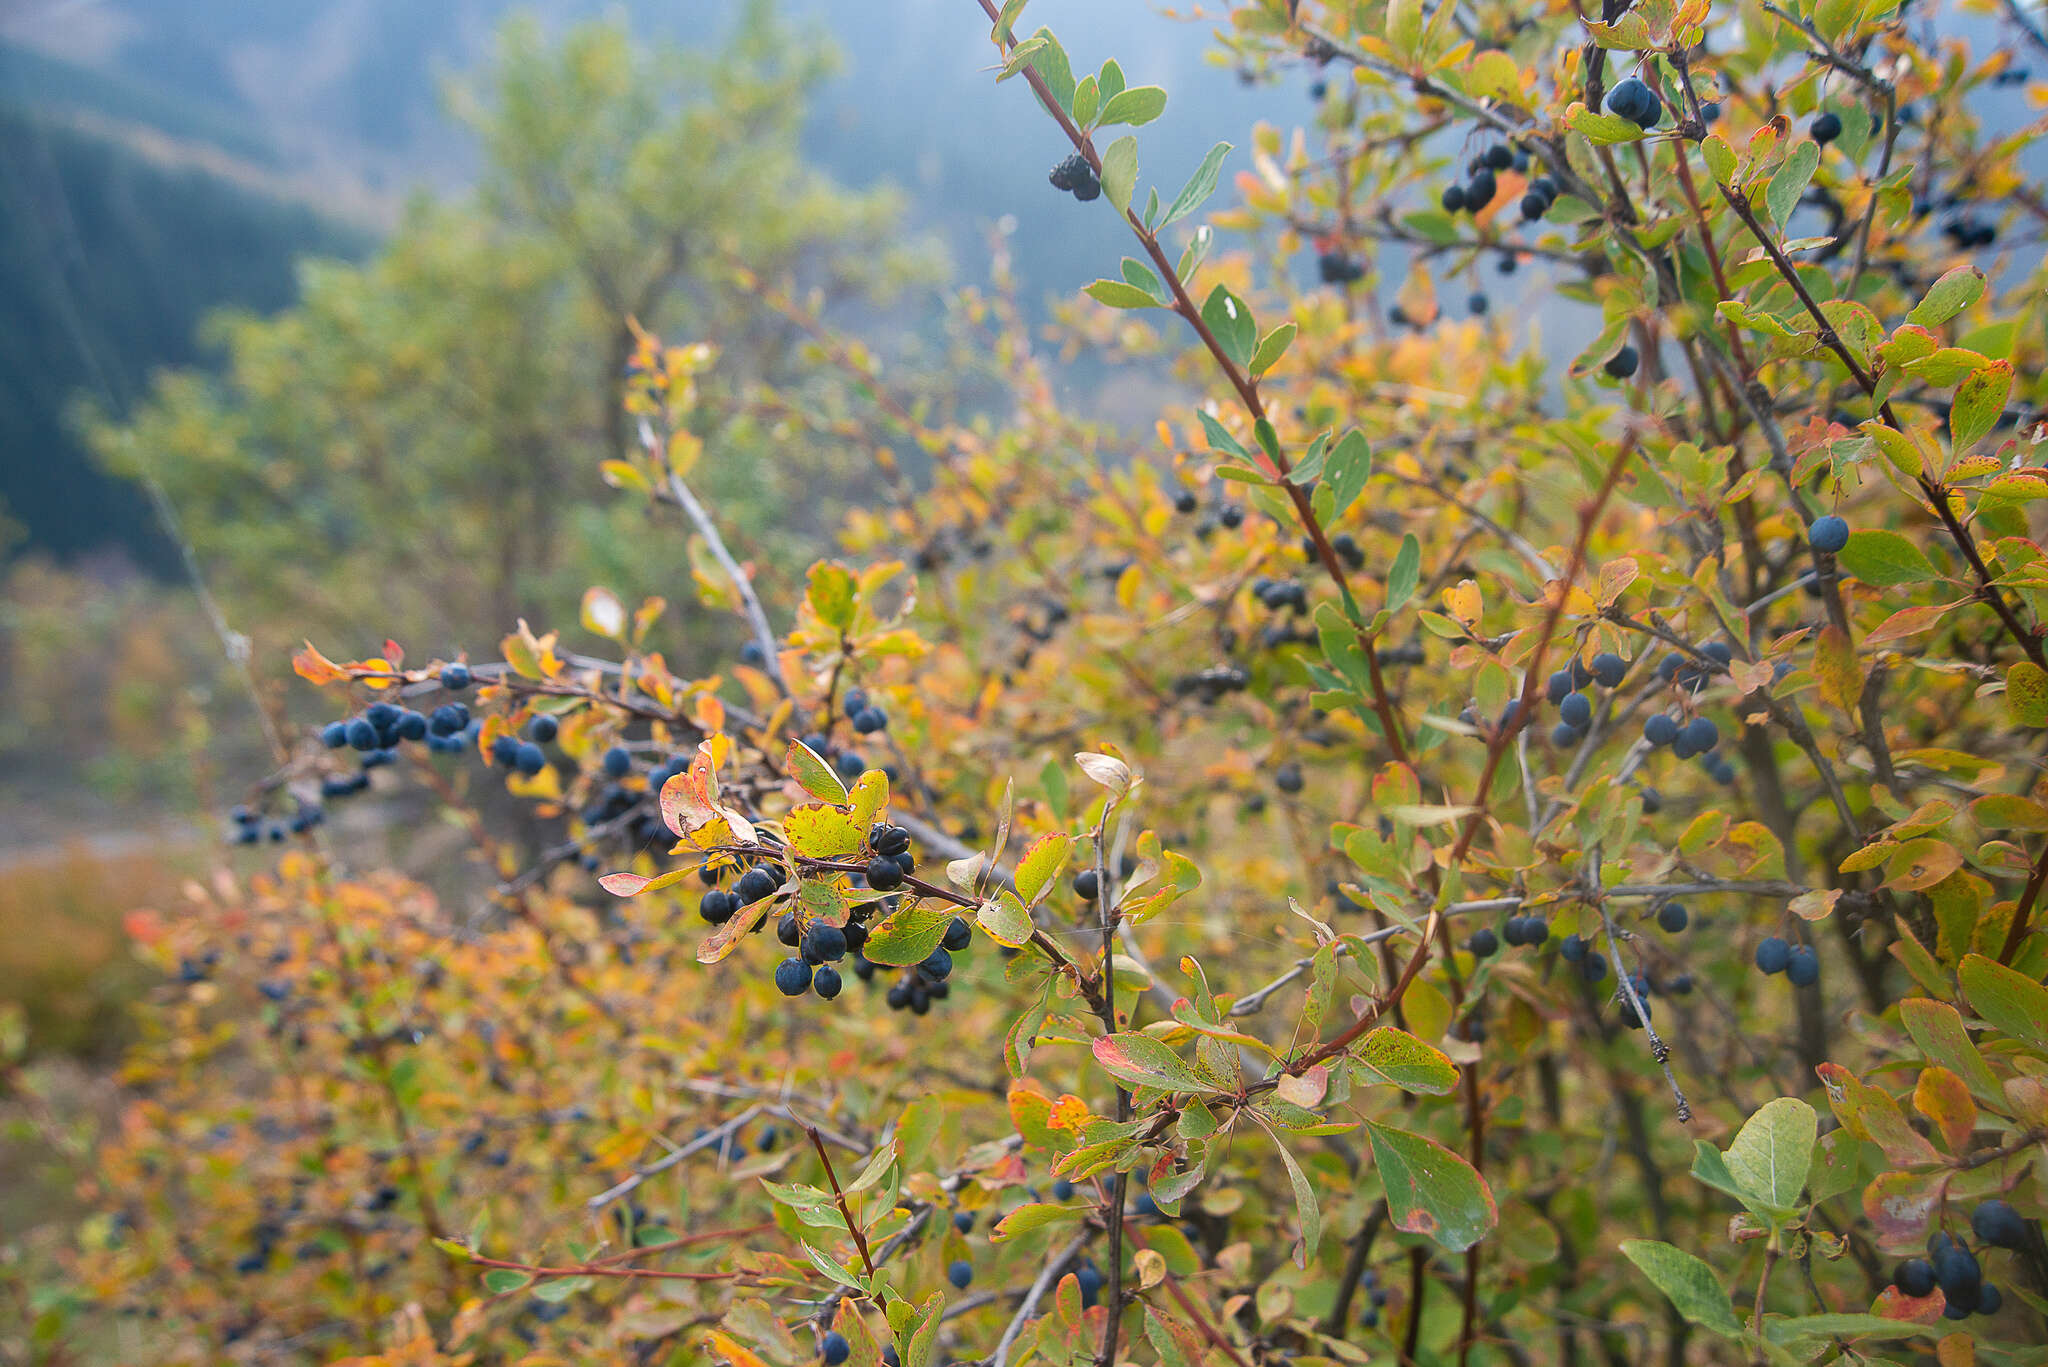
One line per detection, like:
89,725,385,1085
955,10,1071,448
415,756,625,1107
30,0,2048,1364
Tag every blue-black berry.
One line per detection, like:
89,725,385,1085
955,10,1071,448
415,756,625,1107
1755,936,1791,974
775,958,812,997
1810,515,1850,554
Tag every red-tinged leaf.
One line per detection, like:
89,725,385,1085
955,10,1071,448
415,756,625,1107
698,896,773,964
1364,1119,1497,1252
787,738,850,805
382,639,405,669
600,871,656,897
1862,1168,1950,1251
1872,1285,1945,1325
1884,839,1962,893
1970,793,2048,831
1899,999,2003,1103
1091,1033,1218,1094
1008,1084,1062,1148
1912,1066,1976,1153
1817,1063,1941,1167
1013,832,1073,905
1864,604,1953,646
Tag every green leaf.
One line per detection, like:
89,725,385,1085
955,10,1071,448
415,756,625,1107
1120,257,1165,299
863,903,953,966
992,1202,1085,1242
1098,85,1167,126
1091,1032,1220,1093
997,35,1049,81
1249,323,1297,379
1835,530,1938,586
1702,134,1737,184
1364,1120,1497,1252
1084,279,1162,310
1907,265,1985,327
1951,361,2013,451
1386,534,1421,612
1019,27,1075,113
976,890,1035,948
1324,430,1372,518
1255,1118,1322,1267
1723,1096,1816,1215
801,1239,869,1292
904,1292,945,1367
787,738,851,805
1767,1313,1937,1344
1013,832,1072,905
1899,997,2004,1099
1958,953,2048,1051
1162,142,1232,228
1101,135,1138,215
806,561,857,631
1766,141,1821,236
1071,73,1100,127
532,1274,591,1302
1200,285,1255,367
482,1268,534,1294
1568,107,1646,144
1097,57,1125,103
1619,1240,1743,1335
1351,1027,1458,1094
1196,409,1248,457
1175,224,1213,279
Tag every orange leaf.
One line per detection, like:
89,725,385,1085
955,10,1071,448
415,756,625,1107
292,642,346,685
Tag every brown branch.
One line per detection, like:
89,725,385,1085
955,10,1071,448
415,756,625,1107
806,1124,879,1280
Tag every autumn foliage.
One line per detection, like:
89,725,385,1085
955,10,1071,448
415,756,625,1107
15,0,2048,1365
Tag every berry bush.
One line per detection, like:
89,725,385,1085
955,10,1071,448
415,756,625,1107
23,0,2048,1364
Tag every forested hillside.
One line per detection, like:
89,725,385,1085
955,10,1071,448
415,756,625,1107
0,86,367,570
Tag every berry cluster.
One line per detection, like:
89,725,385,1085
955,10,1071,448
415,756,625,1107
1356,1264,1390,1328
1891,1208,2026,1319
1543,651,1627,748
1752,934,1819,986
1638,647,1740,784
841,687,890,736
486,715,559,777
1519,174,1559,222
1317,251,1365,285
1048,153,1101,202
1605,76,1663,129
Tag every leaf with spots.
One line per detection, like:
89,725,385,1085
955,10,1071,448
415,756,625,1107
2005,662,2048,727
1349,1027,1459,1094
1364,1120,1497,1252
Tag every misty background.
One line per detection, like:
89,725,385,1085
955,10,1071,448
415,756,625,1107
1,0,1299,576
